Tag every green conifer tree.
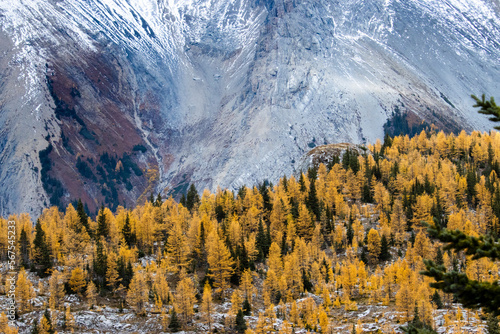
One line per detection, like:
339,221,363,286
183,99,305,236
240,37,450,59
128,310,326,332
466,168,477,205
97,205,108,239
169,308,181,332
379,235,391,261
235,309,247,333
19,227,30,268
122,213,135,247
435,247,444,266
186,184,200,212
242,297,251,316
472,94,500,130
32,219,52,277
306,179,321,221
259,182,272,214
431,291,443,309
282,174,288,192
346,222,354,246
93,240,108,288
487,313,500,334
256,220,270,260
76,199,90,234
31,320,39,334
299,173,307,192
420,95,500,317
155,193,163,207
400,307,437,334
422,222,500,315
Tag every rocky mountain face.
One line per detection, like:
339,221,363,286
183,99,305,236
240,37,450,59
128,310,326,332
1,0,499,216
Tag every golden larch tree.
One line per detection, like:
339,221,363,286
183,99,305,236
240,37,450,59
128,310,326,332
106,251,121,291
240,268,255,305
65,305,75,331
16,268,35,313
0,312,18,334
367,228,381,264
166,219,191,273
126,269,149,315
296,203,313,240
69,267,87,296
86,280,97,309
201,282,214,332
174,273,197,325
152,269,171,306
207,230,234,296
48,270,65,310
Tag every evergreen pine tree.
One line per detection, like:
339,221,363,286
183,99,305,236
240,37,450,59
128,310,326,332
235,309,247,333
323,206,333,235
431,291,443,309
409,231,416,246
186,184,200,212
169,308,181,332
282,174,288,192
125,261,134,287
307,166,318,181
281,232,288,256
256,220,269,260
299,173,307,192
259,182,272,213
419,95,500,316
149,193,155,204
239,238,249,270
302,269,313,292
76,199,90,234
435,247,444,266
466,168,477,205
265,223,272,255
32,219,52,277
360,246,368,264
179,194,187,207
347,222,354,246
242,297,251,316
487,313,500,334
97,205,108,239
343,149,352,171
493,188,500,233
306,180,321,221
423,221,500,315
379,235,391,261
290,197,299,219
400,306,437,334
472,94,500,130
122,213,135,247
431,194,444,225
94,240,108,288
19,227,30,268
362,182,372,203
31,320,39,334
155,193,163,207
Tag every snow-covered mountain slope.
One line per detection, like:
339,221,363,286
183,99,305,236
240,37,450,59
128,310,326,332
0,0,499,216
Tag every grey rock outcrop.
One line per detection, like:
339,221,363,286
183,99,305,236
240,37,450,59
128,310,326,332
0,0,499,216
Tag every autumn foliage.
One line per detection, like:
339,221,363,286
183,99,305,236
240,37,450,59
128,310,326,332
2,130,500,332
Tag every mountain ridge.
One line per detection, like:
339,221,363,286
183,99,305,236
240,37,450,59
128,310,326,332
0,0,499,216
